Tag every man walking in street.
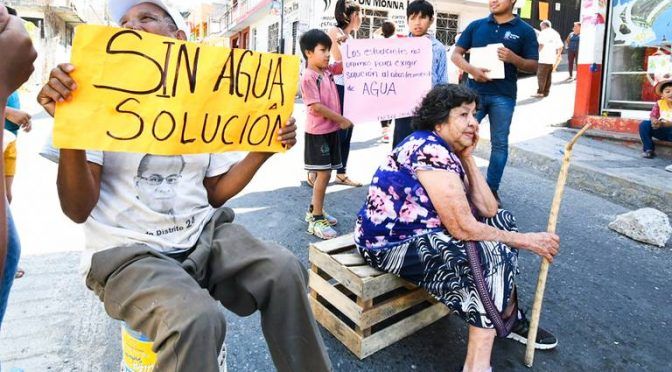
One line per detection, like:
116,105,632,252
451,0,538,204
36,1,332,371
533,20,563,98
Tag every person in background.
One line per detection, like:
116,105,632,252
639,79,672,160
0,3,37,332
4,90,32,204
451,0,538,206
392,0,447,147
533,20,563,98
3,89,31,282
565,22,580,81
321,0,362,187
378,20,396,144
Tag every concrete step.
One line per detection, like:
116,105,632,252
576,128,672,159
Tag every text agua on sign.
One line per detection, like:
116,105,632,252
98,29,287,147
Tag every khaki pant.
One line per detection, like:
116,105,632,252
86,208,331,372
537,63,554,96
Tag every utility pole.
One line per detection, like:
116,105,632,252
279,0,285,53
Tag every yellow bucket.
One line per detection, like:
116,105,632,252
121,323,157,372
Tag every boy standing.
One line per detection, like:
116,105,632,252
299,29,353,240
451,0,538,205
392,0,448,147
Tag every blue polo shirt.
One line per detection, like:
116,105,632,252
456,14,538,99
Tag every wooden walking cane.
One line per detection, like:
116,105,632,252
524,123,592,367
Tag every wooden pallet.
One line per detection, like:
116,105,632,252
308,234,449,359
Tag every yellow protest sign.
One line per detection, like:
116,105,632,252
54,25,300,155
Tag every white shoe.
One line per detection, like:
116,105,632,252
665,164,672,173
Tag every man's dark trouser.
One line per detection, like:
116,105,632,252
85,208,332,372
537,63,554,96
392,116,414,148
336,83,352,175
567,50,577,77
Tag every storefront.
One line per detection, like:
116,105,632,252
572,0,672,133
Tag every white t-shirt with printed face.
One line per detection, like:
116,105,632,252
42,144,241,274
537,28,563,64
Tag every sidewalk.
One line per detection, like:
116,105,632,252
476,72,672,215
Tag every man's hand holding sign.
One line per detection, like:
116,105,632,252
40,25,299,155
37,6,300,222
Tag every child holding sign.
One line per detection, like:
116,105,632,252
392,0,448,147
299,29,353,240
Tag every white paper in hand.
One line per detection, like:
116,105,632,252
468,43,505,80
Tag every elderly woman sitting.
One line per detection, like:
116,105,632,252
354,84,560,371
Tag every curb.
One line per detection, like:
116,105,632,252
475,137,672,215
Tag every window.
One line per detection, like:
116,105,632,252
268,22,279,52
602,0,669,113
436,12,459,46
355,9,388,39
292,21,299,55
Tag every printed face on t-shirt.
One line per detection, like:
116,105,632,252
134,155,185,214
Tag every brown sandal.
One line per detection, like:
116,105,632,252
335,174,362,187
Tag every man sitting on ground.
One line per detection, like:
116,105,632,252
36,1,331,371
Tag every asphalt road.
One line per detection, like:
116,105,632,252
1,100,671,371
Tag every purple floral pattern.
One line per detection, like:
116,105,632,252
355,131,465,249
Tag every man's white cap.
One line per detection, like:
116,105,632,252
108,0,189,34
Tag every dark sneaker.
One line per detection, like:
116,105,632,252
642,150,655,159
506,318,558,350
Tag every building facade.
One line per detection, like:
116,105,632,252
7,0,109,84
572,0,672,133
214,0,492,58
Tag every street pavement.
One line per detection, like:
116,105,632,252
1,74,671,371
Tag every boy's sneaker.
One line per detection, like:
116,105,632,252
305,211,338,226
307,217,338,240
665,164,672,173
506,318,558,350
